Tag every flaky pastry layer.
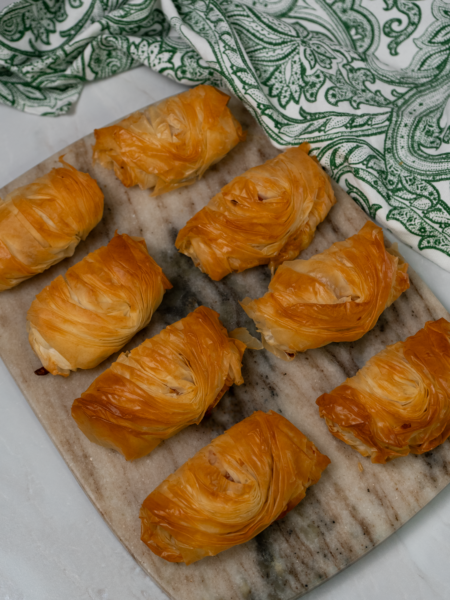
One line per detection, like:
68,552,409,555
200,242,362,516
241,221,410,359
140,410,330,564
27,232,171,376
175,144,336,280
93,85,245,196
0,159,103,290
72,306,246,460
317,318,450,463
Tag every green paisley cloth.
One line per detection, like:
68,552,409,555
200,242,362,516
1,0,450,270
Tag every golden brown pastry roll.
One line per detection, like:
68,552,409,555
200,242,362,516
140,410,330,564
241,221,410,360
317,318,450,463
93,85,245,196
175,144,336,281
0,159,103,291
71,306,246,461
27,233,171,376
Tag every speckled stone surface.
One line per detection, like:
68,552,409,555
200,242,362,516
0,98,449,600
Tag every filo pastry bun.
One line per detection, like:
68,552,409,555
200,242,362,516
93,85,245,196
176,144,335,280
317,319,450,463
140,410,330,564
241,222,410,360
72,306,246,460
0,159,103,291
27,232,171,376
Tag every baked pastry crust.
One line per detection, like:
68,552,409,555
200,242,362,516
27,232,171,376
0,159,103,291
71,306,246,461
140,410,330,564
175,144,336,280
93,85,245,196
317,318,450,463
241,221,410,359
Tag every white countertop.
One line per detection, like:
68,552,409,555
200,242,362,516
0,44,450,600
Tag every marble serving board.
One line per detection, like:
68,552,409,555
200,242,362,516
1,97,449,600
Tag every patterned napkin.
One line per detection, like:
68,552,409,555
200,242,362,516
1,0,450,270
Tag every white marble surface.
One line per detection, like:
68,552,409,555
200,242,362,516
1,17,450,600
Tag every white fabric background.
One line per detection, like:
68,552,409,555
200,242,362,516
1,2,450,595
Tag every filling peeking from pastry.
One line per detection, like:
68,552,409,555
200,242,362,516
93,85,245,196
317,318,450,463
0,158,104,291
240,221,410,359
27,232,171,376
71,306,247,461
175,144,336,280
139,410,330,564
